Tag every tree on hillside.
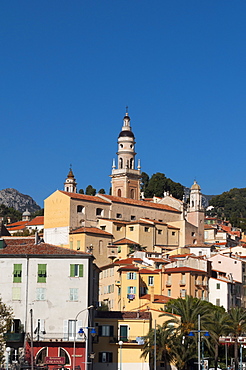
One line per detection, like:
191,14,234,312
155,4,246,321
98,188,106,194
141,172,149,193
143,172,184,200
0,205,22,224
0,297,13,362
79,189,84,194
85,185,96,196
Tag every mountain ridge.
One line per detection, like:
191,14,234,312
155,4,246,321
0,188,41,213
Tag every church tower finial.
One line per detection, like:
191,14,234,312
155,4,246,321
64,166,77,193
110,110,141,200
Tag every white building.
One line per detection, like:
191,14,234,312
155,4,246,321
0,237,99,370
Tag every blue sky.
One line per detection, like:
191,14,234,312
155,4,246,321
1,0,246,207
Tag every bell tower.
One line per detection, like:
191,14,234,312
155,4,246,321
110,110,141,200
64,167,77,193
187,180,204,243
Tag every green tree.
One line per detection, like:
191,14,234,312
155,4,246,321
79,189,84,194
205,309,231,370
0,297,13,362
85,185,96,196
228,307,246,370
141,172,149,193
98,188,106,194
145,172,166,198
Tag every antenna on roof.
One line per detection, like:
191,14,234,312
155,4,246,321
126,105,128,114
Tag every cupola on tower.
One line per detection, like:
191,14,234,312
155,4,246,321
64,168,77,193
110,110,141,200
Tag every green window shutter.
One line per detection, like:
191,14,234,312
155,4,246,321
70,264,75,277
127,287,130,294
38,264,47,283
13,264,22,283
79,264,83,277
133,287,136,294
127,272,130,279
134,273,136,280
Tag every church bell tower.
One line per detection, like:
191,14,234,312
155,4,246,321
64,168,77,193
110,110,141,200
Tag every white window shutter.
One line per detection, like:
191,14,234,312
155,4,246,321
63,320,68,340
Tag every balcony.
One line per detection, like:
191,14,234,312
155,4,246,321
195,279,202,286
166,280,172,286
111,336,145,345
127,294,135,300
115,280,121,286
179,280,186,286
4,332,25,344
202,281,208,287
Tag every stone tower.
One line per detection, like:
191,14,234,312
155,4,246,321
110,111,141,200
64,168,77,193
187,180,204,243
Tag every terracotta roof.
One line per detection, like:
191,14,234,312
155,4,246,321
118,266,139,272
27,216,44,226
60,191,111,204
113,257,143,265
164,266,207,273
95,311,151,319
169,253,193,260
113,238,138,245
1,239,92,256
7,225,26,231
204,225,216,230
138,268,160,274
140,294,170,303
70,227,113,236
97,194,181,213
148,257,170,263
6,220,28,228
99,218,129,225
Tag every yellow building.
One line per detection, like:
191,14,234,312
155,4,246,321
93,311,151,370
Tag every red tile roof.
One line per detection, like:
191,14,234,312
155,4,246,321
95,311,151,319
60,191,111,204
6,220,28,228
164,266,207,273
70,227,113,236
113,238,137,245
140,294,170,303
97,194,181,213
118,266,139,272
27,216,44,226
139,268,160,274
1,239,91,256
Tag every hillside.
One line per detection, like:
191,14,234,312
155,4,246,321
209,187,246,230
0,188,41,213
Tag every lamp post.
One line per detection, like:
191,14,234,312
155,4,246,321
6,347,11,370
118,341,123,370
73,305,94,370
188,315,210,370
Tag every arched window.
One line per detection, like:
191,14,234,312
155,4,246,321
130,158,133,169
59,348,70,365
77,205,84,213
130,189,135,199
36,348,47,364
96,208,103,216
117,189,121,197
119,158,123,169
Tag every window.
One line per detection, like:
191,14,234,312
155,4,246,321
130,189,135,199
36,348,47,365
119,325,128,342
77,240,80,250
172,231,176,236
191,232,195,236
77,205,84,213
96,208,103,216
69,288,78,301
100,226,106,230
117,189,122,197
148,276,154,286
116,226,122,231
70,264,83,277
99,352,113,363
131,215,136,221
59,348,70,365
144,227,150,232
98,325,114,337
216,283,220,289
36,288,46,301
116,213,122,218
118,246,121,253
129,227,134,231
167,289,171,297
127,272,136,280
180,289,186,298
37,264,47,283
12,287,21,300
158,229,162,235
13,264,22,283
216,299,220,306
127,286,136,294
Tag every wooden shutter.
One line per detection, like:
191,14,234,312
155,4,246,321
79,264,83,277
70,264,75,277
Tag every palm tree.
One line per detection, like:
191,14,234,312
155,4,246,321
160,296,212,335
141,322,173,370
228,307,246,370
205,309,231,370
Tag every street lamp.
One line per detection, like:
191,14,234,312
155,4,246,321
188,315,210,370
6,347,11,370
118,341,123,370
73,305,94,370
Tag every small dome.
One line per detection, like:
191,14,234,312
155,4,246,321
191,180,201,190
118,130,135,139
23,209,31,216
67,169,75,178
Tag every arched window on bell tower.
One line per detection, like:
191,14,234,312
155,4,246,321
130,189,135,199
118,189,122,197
119,158,123,169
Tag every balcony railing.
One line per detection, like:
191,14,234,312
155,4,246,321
127,294,135,300
166,280,172,286
4,333,25,343
195,280,202,286
179,280,186,286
